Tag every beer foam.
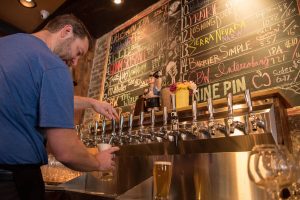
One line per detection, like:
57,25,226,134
154,161,172,165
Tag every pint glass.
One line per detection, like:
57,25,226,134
153,161,172,200
97,143,113,180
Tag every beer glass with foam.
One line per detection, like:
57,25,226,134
97,143,113,180
153,161,173,200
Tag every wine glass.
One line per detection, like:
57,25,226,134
288,130,300,198
248,144,296,199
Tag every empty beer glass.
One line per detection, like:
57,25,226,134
153,161,173,200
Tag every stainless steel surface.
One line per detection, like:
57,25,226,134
118,152,267,200
93,91,289,149
54,91,290,199
61,152,269,200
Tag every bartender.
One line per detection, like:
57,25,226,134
0,14,119,200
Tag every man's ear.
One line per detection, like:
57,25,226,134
60,25,73,39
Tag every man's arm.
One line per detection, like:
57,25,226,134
46,128,119,172
74,96,118,120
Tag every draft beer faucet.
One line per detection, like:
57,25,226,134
245,89,257,131
127,113,139,144
156,107,169,142
170,94,180,146
227,93,235,134
207,98,215,136
100,120,107,143
150,109,156,133
118,115,127,145
109,118,118,145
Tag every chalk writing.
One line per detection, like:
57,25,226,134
198,76,246,101
252,70,272,89
215,56,270,78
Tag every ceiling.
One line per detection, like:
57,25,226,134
0,0,160,38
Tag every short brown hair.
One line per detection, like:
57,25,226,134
44,14,93,49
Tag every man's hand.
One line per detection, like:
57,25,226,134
96,146,120,171
92,101,119,120
74,96,119,120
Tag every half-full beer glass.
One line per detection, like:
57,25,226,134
153,161,172,200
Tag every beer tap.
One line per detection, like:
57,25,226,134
207,98,215,136
137,112,146,143
224,93,247,135
179,101,198,140
245,89,257,132
128,113,133,134
187,101,210,139
138,111,155,143
109,118,118,145
150,109,155,133
207,98,227,136
127,113,139,144
149,109,158,141
169,93,180,146
226,93,235,134
155,107,169,142
88,122,94,135
93,120,100,145
100,120,107,143
244,89,266,132
162,107,169,132
75,124,82,137
75,124,86,142
191,100,198,134
118,115,127,145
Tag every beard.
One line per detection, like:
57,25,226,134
53,37,74,65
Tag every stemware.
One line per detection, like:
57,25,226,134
248,144,296,199
289,131,300,198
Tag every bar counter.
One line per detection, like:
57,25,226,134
46,134,274,200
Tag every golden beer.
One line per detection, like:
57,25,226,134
153,161,172,200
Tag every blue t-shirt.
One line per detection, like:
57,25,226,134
0,33,74,165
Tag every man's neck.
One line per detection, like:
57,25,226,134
32,30,56,52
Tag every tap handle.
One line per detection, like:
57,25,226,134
128,113,133,130
102,120,106,136
192,100,197,121
227,93,233,116
140,111,144,126
171,93,176,111
112,119,116,135
244,89,253,113
88,122,93,134
207,98,214,119
75,124,81,134
151,109,155,127
95,121,99,135
119,115,124,132
163,107,168,126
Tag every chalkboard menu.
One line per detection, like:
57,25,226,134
104,0,300,112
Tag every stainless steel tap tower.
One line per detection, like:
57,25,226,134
65,89,292,200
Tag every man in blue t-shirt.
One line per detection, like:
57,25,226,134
0,14,119,200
